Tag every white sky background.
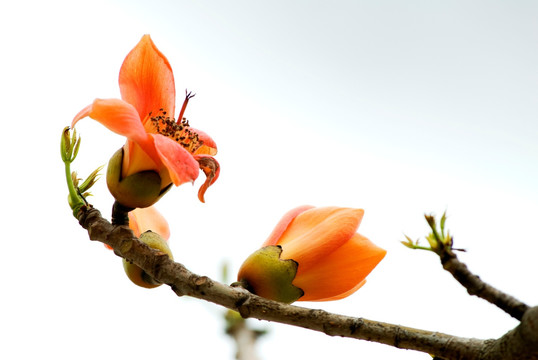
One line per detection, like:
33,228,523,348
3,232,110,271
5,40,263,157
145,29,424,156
1,1,537,359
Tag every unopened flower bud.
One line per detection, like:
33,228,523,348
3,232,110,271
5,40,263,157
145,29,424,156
237,206,386,303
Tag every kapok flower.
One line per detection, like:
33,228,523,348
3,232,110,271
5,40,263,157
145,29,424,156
72,35,219,209
124,206,173,289
128,206,170,240
237,206,386,303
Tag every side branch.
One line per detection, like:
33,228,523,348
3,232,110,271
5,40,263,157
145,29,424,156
76,207,537,360
409,213,530,321
440,251,529,320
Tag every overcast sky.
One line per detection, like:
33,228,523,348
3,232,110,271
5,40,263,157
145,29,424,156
1,1,537,359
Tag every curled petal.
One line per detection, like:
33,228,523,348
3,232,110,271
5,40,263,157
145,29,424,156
191,127,218,156
120,35,176,124
293,233,386,301
72,104,92,127
128,206,170,240
262,206,315,247
152,134,199,186
279,207,364,272
194,155,220,202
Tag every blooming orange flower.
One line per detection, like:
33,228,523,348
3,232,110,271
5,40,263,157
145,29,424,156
237,206,386,302
72,35,219,207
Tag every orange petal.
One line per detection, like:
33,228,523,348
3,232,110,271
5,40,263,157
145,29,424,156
72,98,148,146
121,140,161,178
152,134,199,186
72,104,92,127
293,233,386,301
190,127,218,156
119,35,176,126
279,207,364,272
262,206,315,247
128,206,170,240
193,155,220,203
308,280,367,302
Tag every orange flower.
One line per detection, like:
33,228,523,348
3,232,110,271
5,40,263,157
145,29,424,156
72,35,219,208
237,206,386,303
128,206,170,240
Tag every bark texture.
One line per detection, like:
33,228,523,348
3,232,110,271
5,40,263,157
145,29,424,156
441,250,529,320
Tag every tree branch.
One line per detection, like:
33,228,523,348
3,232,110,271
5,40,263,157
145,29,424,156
75,206,537,360
440,250,530,320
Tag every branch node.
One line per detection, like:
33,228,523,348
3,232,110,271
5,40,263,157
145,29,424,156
118,238,134,255
79,207,102,230
235,295,251,319
108,226,134,252
194,276,210,287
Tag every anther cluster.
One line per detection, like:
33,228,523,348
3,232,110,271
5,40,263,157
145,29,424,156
150,109,202,153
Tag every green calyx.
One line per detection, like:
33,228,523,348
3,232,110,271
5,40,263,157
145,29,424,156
123,230,174,289
106,148,171,209
236,245,304,304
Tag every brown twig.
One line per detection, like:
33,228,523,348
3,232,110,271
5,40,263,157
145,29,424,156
408,213,530,321
440,250,530,320
76,207,538,360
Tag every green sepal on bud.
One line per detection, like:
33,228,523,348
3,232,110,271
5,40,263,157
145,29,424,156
107,148,172,209
236,245,304,304
123,230,174,289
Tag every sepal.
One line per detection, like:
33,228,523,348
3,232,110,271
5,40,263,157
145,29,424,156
236,245,304,304
106,148,171,208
